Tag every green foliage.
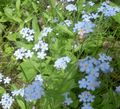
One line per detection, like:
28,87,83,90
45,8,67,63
1,0,120,109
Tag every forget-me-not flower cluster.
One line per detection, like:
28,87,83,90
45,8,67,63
0,73,11,84
54,56,71,70
63,92,73,106
40,27,53,38
82,103,94,109
73,21,96,34
20,27,35,42
88,1,95,6
78,53,113,108
98,2,120,17
61,20,72,27
33,39,48,59
82,12,99,22
14,47,33,60
32,27,52,60
78,91,95,103
14,26,53,60
74,1,120,37
63,0,77,12
0,93,14,109
12,88,24,97
0,74,44,109
24,80,44,102
78,91,95,109
65,4,77,12
82,1,95,7
60,0,74,3
0,74,12,109
115,86,120,93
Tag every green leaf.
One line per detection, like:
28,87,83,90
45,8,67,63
113,13,120,24
32,15,40,42
58,79,76,93
0,12,2,16
76,0,85,12
32,2,38,13
102,104,114,109
0,86,6,95
57,24,74,36
6,33,18,41
56,11,64,20
0,23,5,35
4,7,22,23
0,16,9,22
12,16,22,23
17,99,26,109
16,41,33,49
4,7,13,17
43,12,51,20
24,15,33,23
16,0,21,12
19,60,38,82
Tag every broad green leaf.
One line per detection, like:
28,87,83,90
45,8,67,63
32,15,40,42
4,7,13,17
24,15,33,23
0,23,5,35
0,86,6,95
17,99,26,109
0,12,2,16
43,12,50,20
6,33,18,41
57,24,74,36
113,13,120,24
56,11,64,20
0,16,9,22
19,59,39,82
16,0,21,12
58,79,76,93
32,2,38,13
16,41,33,49
4,7,22,23
12,16,22,23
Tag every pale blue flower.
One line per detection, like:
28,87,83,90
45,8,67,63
82,103,94,109
89,67,100,77
0,93,14,109
66,4,77,12
63,92,73,106
24,80,44,102
64,97,73,105
73,21,96,34
82,13,99,21
79,59,94,74
20,27,34,42
78,78,88,88
78,53,113,109
98,53,112,62
98,2,120,17
53,17,59,23
88,1,95,6
100,62,113,73
62,20,72,27
54,56,71,70
115,86,120,93
78,91,95,103
86,79,100,91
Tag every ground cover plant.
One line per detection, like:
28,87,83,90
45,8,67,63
1,0,120,109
